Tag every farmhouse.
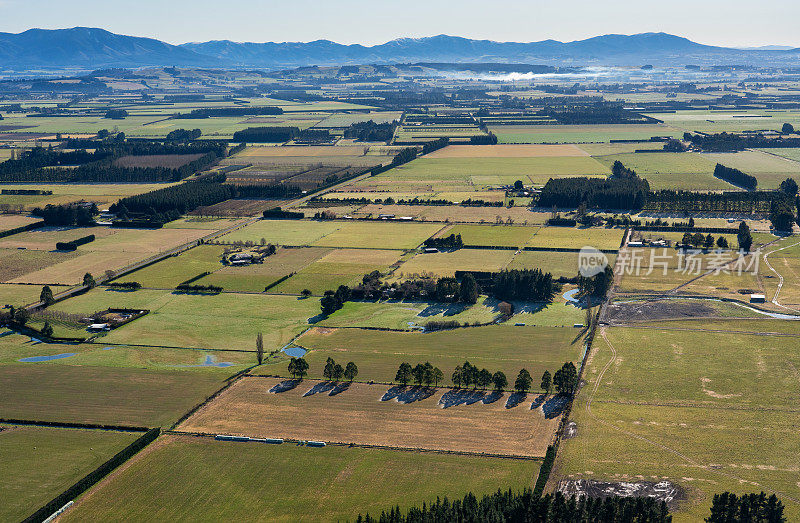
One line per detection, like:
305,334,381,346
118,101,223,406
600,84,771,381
750,293,766,303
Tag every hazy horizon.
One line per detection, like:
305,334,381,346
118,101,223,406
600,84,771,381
1,0,799,48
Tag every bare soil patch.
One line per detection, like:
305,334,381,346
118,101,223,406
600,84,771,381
605,299,723,323
557,479,685,509
179,377,559,457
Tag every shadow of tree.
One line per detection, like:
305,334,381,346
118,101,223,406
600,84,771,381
269,379,300,394
439,388,487,408
530,393,547,410
381,385,435,403
505,392,527,409
307,313,326,324
418,302,470,318
482,390,503,405
542,393,570,419
329,382,351,396
303,381,336,397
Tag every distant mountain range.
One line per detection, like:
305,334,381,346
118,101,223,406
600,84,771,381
1,27,799,71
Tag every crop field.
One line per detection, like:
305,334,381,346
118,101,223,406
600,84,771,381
62,435,537,522
270,248,403,294
700,150,800,189
508,250,586,278
488,124,681,144
0,248,80,282
441,224,539,247
527,227,624,250
0,425,139,522
555,324,800,521
287,324,585,385
647,109,800,133
113,153,204,168
0,360,232,426
0,213,41,232
114,245,227,288
219,219,342,245
351,204,551,224
395,248,517,278
310,221,443,249
759,147,800,163
376,157,611,187
50,288,320,351
425,144,590,158
0,182,180,210
181,376,560,457
0,282,70,307
594,152,736,191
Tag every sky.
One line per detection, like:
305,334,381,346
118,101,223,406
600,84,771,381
1,0,798,48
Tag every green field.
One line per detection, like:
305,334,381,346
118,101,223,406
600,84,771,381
647,110,800,134
0,425,139,522
488,124,681,144
700,150,800,189
0,283,70,307
395,248,517,278
594,152,736,191
50,288,320,351
556,324,800,522
115,245,226,288
443,224,539,247
282,324,586,384
62,435,538,522
527,227,624,250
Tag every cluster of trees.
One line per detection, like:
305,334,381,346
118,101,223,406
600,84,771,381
32,203,98,226
165,128,202,141
231,127,299,142
538,176,650,210
111,179,232,220
343,120,397,142
321,285,351,316
323,357,359,382
714,163,758,191
610,160,638,180
469,133,499,145
542,362,579,395
104,109,128,119
663,138,688,152
452,361,512,392
287,357,309,379
680,232,730,249
107,281,141,290
423,233,463,250
263,207,305,219
56,234,95,251
491,269,555,302
395,361,445,387
707,491,785,522
40,285,55,306
577,266,614,300
175,283,222,293
542,103,653,125
390,147,418,167
174,106,283,119
357,489,672,523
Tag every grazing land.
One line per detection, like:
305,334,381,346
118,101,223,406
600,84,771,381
181,377,560,457
0,425,139,522
62,435,537,522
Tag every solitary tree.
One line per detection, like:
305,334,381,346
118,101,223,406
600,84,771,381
256,332,264,365
782,123,795,135
492,371,508,392
332,363,344,381
395,362,412,386
716,236,729,249
541,370,552,394
459,273,479,304
513,180,524,191
41,321,54,338
323,357,336,380
300,289,312,298
477,368,492,389
288,357,309,379
432,367,444,387
738,221,753,252
515,368,532,394
451,365,463,388
83,272,96,288
40,285,55,306
344,362,358,382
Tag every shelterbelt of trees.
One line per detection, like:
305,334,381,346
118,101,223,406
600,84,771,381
0,139,227,182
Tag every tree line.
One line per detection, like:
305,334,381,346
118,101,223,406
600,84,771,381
357,488,672,522
343,120,398,142
231,127,299,143
32,203,98,226
395,362,445,387
174,106,283,119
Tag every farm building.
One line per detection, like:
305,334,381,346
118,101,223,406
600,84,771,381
750,294,766,303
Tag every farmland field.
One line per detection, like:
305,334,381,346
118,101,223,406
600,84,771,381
310,221,443,249
50,288,320,351
0,425,139,522
527,227,624,250
181,376,561,457
395,248,517,278
488,124,681,144
62,435,537,522
594,152,735,191
442,224,539,247
555,324,800,521
287,324,586,384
